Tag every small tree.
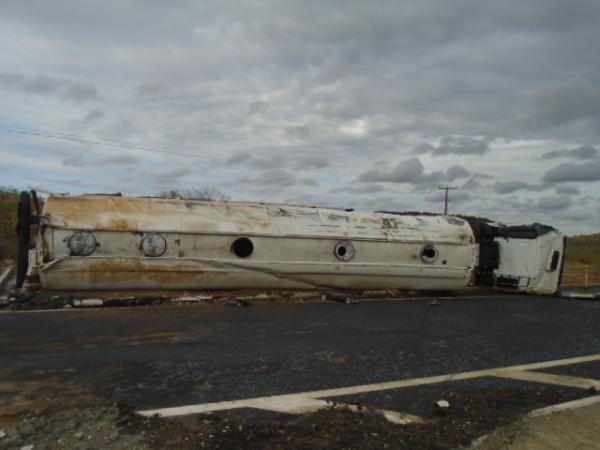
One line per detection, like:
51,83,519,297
157,188,229,201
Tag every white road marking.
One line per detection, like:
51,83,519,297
138,353,600,418
491,369,600,389
529,394,600,417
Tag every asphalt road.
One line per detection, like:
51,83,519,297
1,295,599,416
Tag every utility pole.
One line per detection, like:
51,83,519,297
438,185,457,215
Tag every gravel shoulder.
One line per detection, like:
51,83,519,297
0,373,595,450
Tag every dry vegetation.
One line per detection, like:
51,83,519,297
0,187,19,265
562,233,600,285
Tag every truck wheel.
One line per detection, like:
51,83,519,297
16,191,31,287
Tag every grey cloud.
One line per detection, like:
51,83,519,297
3,0,600,233
536,195,572,210
249,101,269,113
99,119,139,140
137,82,170,96
541,150,562,159
294,156,328,170
249,169,296,187
300,178,318,186
61,81,99,102
98,154,139,165
460,177,481,190
227,152,287,169
0,72,99,102
416,136,489,156
152,167,193,182
285,124,311,139
542,145,599,160
358,157,425,183
493,181,545,194
80,108,105,124
62,154,84,167
446,164,470,181
331,184,385,194
227,152,252,164
23,74,61,94
570,145,599,159
543,160,600,182
63,152,139,167
555,185,580,195
529,79,600,130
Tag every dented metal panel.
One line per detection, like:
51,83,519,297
36,194,478,291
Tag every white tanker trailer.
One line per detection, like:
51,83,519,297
15,192,565,294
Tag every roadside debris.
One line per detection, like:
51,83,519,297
73,298,104,307
170,295,213,303
0,267,13,287
427,300,441,306
0,287,490,311
557,287,599,300
0,429,6,438
434,399,451,415
224,297,250,307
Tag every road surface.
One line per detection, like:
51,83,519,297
1,294,599,418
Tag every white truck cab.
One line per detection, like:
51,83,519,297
471,221,565,295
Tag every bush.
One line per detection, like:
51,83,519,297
0,187,19,262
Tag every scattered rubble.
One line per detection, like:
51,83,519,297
0,284,496,311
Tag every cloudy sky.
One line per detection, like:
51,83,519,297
1,1,599,234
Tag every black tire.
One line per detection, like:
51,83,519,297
16,191,31,288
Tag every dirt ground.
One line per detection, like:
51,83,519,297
0,373,593,450
472,400,600,450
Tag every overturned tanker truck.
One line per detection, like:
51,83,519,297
16,192,565,294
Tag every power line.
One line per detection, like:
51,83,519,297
0,126,227,161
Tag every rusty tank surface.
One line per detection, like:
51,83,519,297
20,193,478,291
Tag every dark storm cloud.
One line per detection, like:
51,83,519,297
541,145,599,160
0,72,99,102
543,160,600,182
